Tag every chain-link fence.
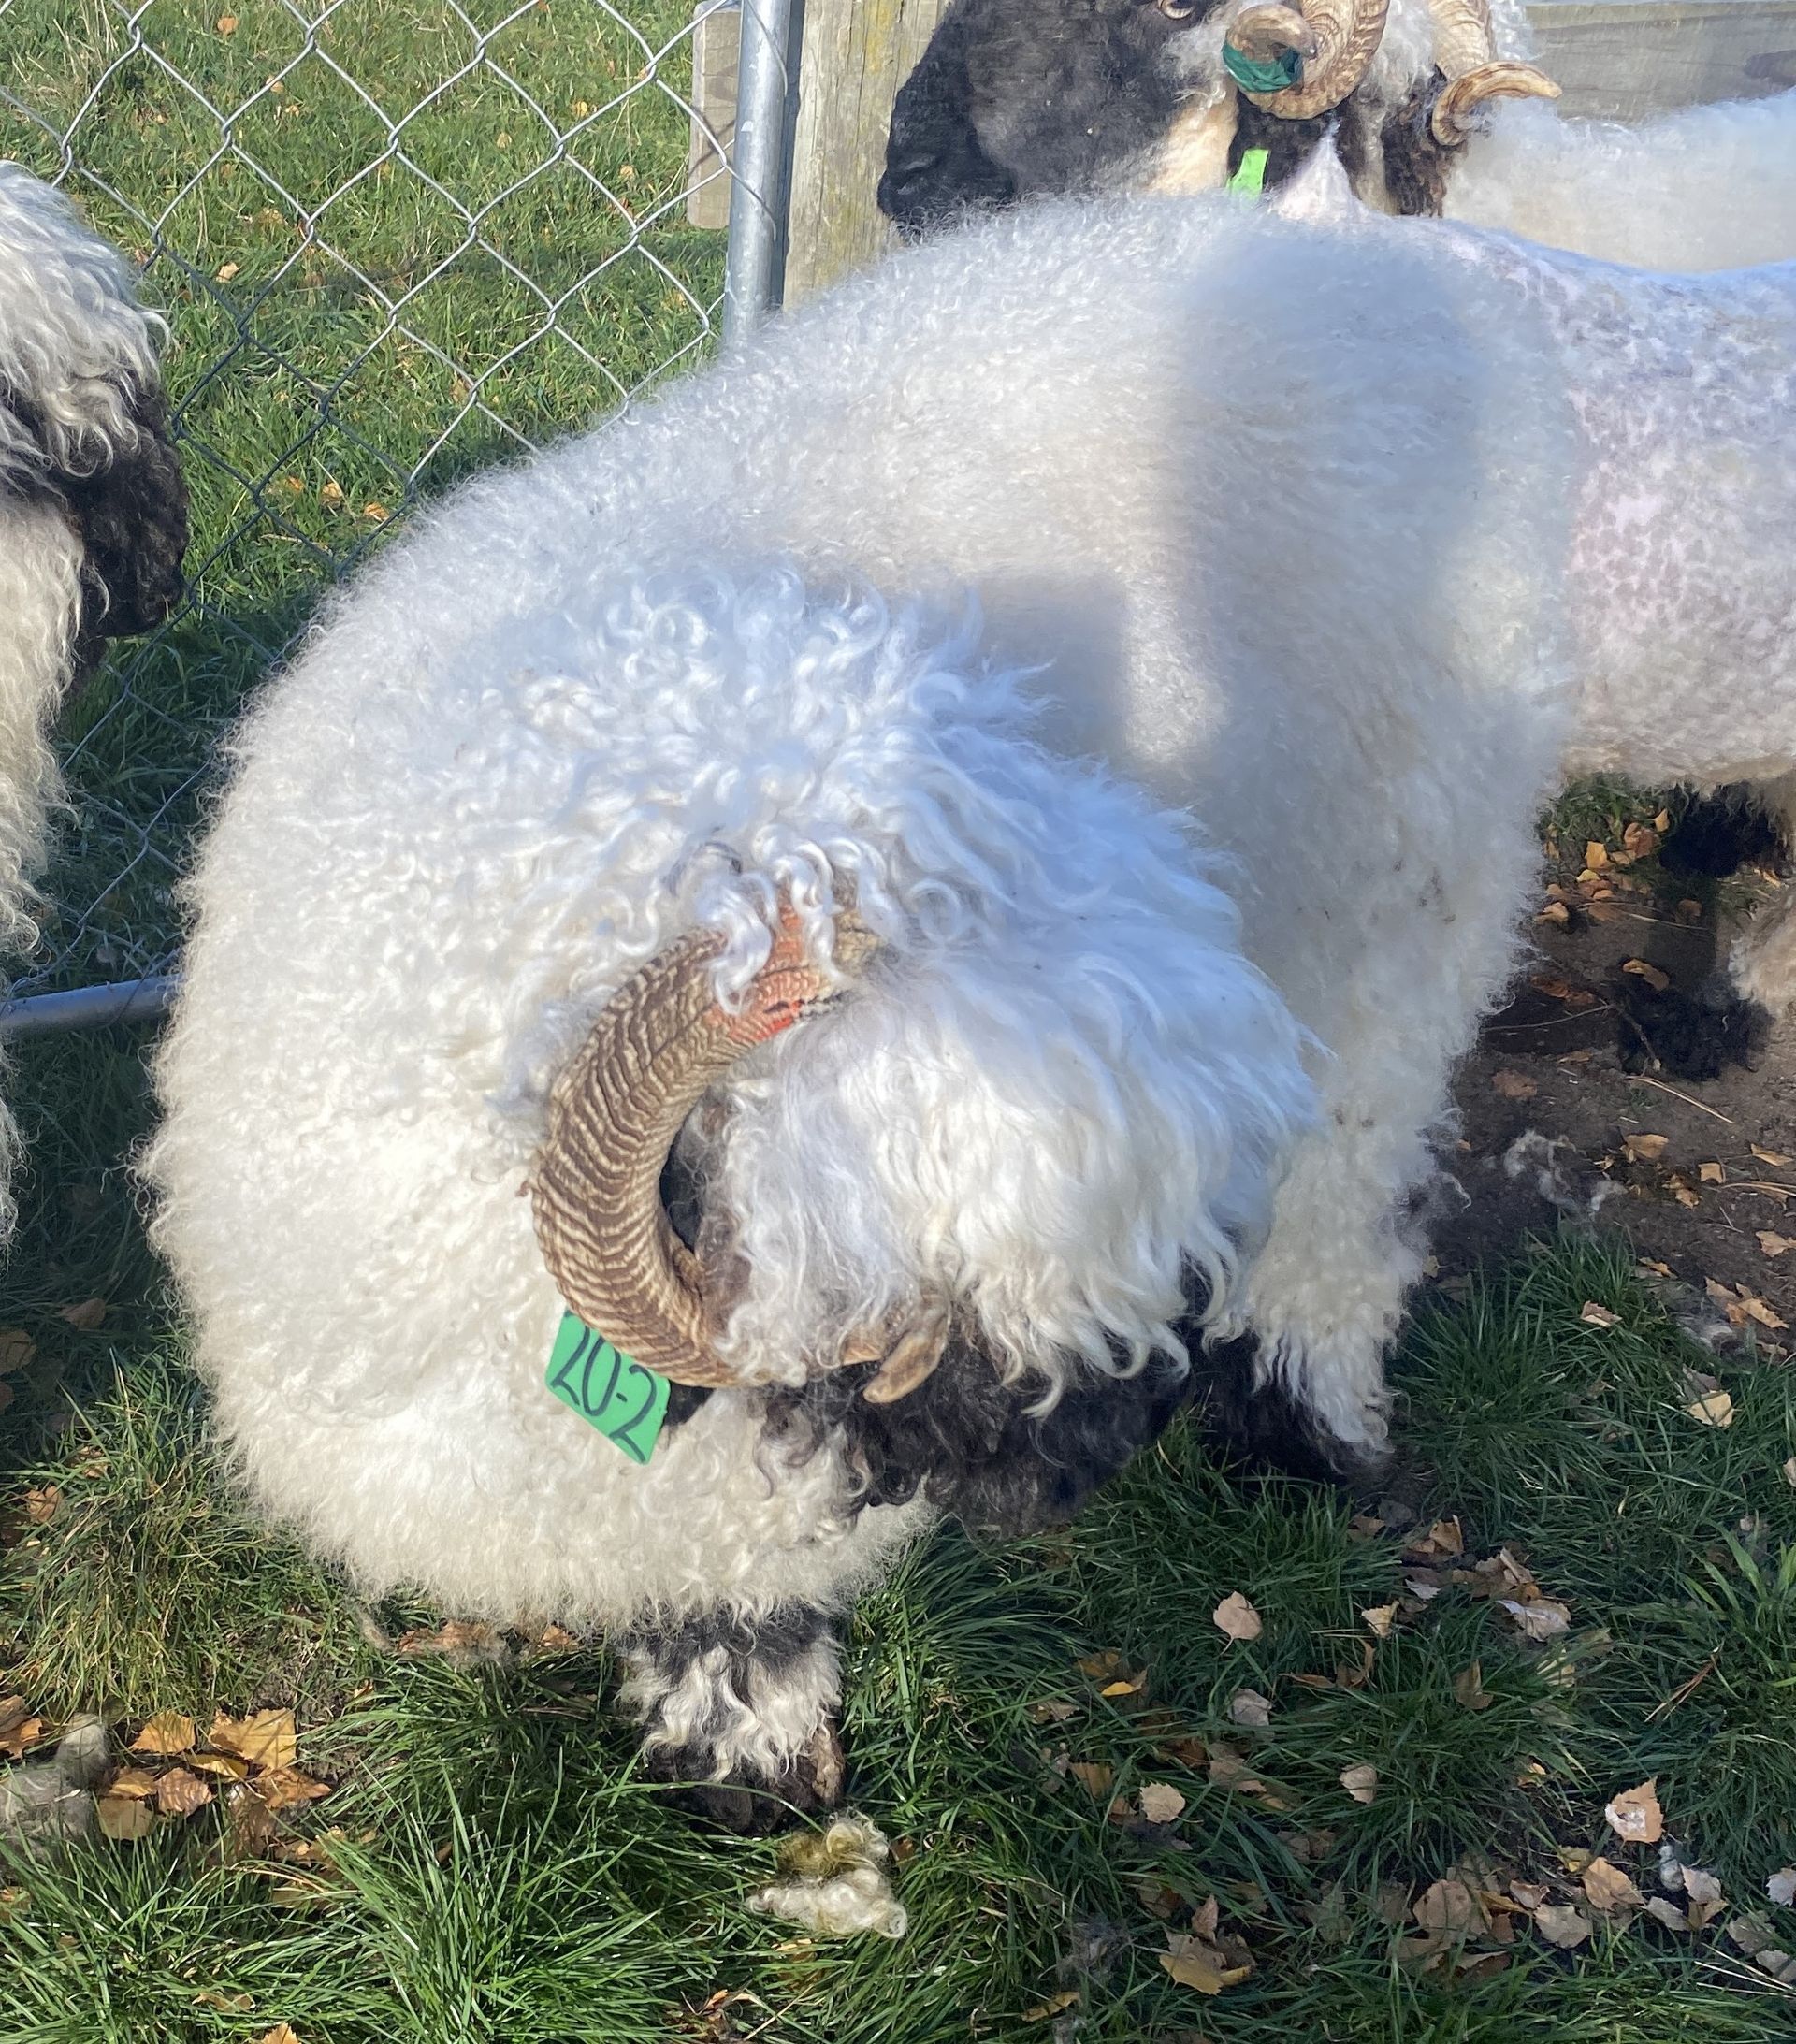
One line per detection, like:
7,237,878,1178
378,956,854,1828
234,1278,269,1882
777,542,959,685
0,0,792,1026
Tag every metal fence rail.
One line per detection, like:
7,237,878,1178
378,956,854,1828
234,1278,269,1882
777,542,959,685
0,0,793,1035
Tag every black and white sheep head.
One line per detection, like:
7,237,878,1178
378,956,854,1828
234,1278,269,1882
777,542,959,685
878,0,1555,233
0,166,188,676
533,865,1315,1420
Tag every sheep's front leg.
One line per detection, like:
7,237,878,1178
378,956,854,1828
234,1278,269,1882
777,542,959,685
618,1602,844,1832
1728,773,1796,1019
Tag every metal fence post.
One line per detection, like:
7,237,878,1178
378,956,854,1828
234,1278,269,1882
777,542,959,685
723,0,802,339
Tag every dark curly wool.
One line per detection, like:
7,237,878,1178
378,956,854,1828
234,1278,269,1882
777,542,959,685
879,0,1223,235
1659,784,1785,880
3,378,188,680
1612,968,1770,1080
756,1297,1344,1544
1377,78,1456,216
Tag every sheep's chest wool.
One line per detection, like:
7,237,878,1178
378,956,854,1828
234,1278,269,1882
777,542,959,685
149,187,1796,1809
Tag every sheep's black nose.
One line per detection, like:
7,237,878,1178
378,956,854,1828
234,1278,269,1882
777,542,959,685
877,149,946,228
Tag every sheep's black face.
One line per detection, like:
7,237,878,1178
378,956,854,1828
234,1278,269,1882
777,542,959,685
879,0,1222,236
65,382,190,674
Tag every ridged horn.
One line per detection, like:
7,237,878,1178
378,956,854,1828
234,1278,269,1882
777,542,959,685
531,900,880,1388
1425,0,1560,144
1226,0,1390,121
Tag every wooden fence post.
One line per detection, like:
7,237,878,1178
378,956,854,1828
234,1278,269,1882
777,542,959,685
782,0,951,303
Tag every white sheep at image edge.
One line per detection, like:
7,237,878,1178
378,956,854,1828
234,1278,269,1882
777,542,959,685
146,165,1795,1824
0,164,186,1231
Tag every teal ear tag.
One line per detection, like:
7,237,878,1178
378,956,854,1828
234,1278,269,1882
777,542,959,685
1222,42,1304,94
545,1312,671,1465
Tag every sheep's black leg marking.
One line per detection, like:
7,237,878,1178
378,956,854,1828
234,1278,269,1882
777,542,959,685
1660,784,1784,880
1183,1331,1360,1484
619,1603,843,1834
1611,968,1771,1080
1377,78,1456,216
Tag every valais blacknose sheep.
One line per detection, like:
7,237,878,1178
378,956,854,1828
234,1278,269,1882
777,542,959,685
0,165,185,1222
149,179,1795,1820
881,0,1796,273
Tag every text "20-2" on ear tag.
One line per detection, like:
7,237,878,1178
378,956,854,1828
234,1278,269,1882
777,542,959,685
545,1311,670,1464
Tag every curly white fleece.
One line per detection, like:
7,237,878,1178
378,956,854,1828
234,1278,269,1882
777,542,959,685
151,187,1791,1691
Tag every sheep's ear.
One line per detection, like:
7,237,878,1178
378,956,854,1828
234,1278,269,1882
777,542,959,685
63,381,189,648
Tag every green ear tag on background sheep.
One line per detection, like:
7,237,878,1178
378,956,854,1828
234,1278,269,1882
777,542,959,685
1225,148,1271,197
545,1312,670,1465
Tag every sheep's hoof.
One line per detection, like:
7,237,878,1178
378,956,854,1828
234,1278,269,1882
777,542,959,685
651,1721,846,1834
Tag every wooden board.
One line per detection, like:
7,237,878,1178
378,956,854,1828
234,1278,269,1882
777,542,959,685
781,0,949,300
685,0,740,232
1534,0,1796,118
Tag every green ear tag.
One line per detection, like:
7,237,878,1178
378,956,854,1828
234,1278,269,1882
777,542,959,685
1222,42,1304,94
1226,146,1271,196
545,1312,671,1465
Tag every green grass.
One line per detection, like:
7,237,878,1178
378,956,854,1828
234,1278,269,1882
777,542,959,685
3,7,1796,2039
5,1220,1796,2041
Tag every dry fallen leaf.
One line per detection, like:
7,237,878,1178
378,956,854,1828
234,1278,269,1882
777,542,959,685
254,1765,332,1813
1758,1232,1794,1259
214,261,240,283
95,1794,154,1842
1684,1389,1735,1428
1409,1516,1465,1559
186,1748,251,1782
105,1766,159,1799
1767,1868,1796,1907
1536,899,1571,926
1361,1602,1398,1639
1500,1598,1572,1641
1604,1778,1664,1845
1785,1457,1796,1490
1622,958,1673,993
1645,1895,1692,1933
1583,1858,1644,1914
1579,1301,1620,1329
1212,1592,1262,1643
1022,1991,1079,2022
1624,1134,1670,1164
209,1708,297,1773
131,1711,196,1757
255,2028,305,2044
1584,840,1610,871
57,1297,107,1331
1453,1662,1494,1712
1623,821,1659,861
1137,1783,1186,1825
23,1486,59,1525
1159,1935,1253,1994
1227,1689,1272,1730
1068,1761,1113,1801
1491,1068,1538,1100
1698,1161,1727,1185
1753,1145,1795,1167
155,1767,214,1818
0,1329,35,1374
1682,1866,1724,1909
1340,1763,1379,1805
1414,1878,1483,1935
217,13,239,30
1532,1903,1593,1949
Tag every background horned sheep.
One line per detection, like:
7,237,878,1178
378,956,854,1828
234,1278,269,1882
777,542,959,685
0,163,186,1226
148,177,1795,1819
879,0,1796,273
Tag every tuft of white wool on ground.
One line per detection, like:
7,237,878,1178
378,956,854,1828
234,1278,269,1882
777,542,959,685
747,1817,908,1938
149,189,1793,1792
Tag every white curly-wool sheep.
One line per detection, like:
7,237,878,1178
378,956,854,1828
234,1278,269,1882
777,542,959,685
149,180,1793,1814
0,164,185,1225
